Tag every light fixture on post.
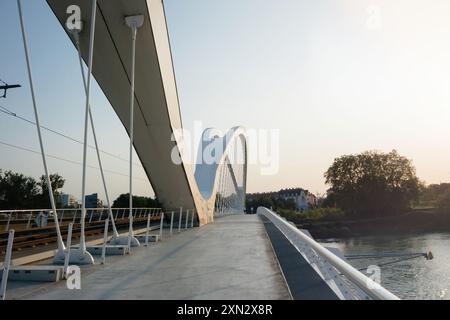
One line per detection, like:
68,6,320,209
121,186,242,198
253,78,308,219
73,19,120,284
123,14,145,250
70,0,98,265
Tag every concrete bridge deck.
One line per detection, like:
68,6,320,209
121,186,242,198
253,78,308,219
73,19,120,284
6,215,291,300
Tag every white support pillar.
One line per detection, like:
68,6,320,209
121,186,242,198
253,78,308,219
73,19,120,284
191,209,195,228
70,22,120,241
185,210,189,230
0,230,14,300
16,0,66,263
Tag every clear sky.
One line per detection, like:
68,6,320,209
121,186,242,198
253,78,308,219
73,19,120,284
1,0,450,202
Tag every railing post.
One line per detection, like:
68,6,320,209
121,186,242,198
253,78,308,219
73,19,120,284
72,210,77,224
88,209,94,223
101,218,109,265
63,223,73,278
145,211,151,247
5,213,11,232
185,210,189,230
26,212,32,229
0,230,14,300
115,209,119,220
178,207,182,233
159,212,164,241
98,209,103,222
59,211,65,225
127,216,134,252
170,211,174,236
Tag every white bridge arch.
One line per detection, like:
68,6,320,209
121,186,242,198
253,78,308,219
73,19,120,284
46,0,247,226
194,126,248,222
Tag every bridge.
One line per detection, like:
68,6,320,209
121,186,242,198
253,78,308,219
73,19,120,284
0,0,398,300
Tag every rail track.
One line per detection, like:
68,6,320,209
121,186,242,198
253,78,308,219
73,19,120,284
0,215,162,254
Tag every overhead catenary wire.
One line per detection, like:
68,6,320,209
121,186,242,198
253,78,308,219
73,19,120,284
0,139,148,182
0,104,143,167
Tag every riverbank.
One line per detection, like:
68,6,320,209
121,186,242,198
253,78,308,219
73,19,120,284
294,209,450,239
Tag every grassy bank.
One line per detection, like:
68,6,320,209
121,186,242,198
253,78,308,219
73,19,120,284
275,207,450,239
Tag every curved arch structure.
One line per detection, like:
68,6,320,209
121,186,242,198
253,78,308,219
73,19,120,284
194,126,247,221
47,0,247,226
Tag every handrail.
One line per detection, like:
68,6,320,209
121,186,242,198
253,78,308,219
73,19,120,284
257,207,399,300
0,207,162,214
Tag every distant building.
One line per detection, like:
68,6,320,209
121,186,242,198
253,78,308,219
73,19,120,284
85,193,102,208
58,193,78,207
247,187,317,212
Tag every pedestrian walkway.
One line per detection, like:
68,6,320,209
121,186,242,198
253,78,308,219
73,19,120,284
7,215,291,300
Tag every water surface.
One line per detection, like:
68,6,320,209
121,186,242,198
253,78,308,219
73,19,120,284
322,233,450,299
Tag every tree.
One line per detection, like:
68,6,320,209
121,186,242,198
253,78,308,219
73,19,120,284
436,189,450,215
112,193,160,208
324,150,420,217
0,170,40,209
246,196,274,213
36,173,65,208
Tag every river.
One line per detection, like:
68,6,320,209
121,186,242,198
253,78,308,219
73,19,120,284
321,233,450,299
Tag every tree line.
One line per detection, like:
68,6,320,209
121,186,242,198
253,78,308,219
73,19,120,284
0,170,65,209
0,169,159,210
247,149,450,220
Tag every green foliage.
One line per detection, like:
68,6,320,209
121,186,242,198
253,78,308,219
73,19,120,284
436,189,450,214
245,195,297,213
299,207,345,221
414,183,450,209
0,170,66,209
112,193,160,208
324,150,420,217
276,207,345,223
36,173,66,208
0,170,40,209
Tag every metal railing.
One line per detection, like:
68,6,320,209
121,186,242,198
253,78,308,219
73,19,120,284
0,207,163,232
257,207,399,300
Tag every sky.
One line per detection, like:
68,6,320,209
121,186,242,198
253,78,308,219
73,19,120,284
1,0,450,202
